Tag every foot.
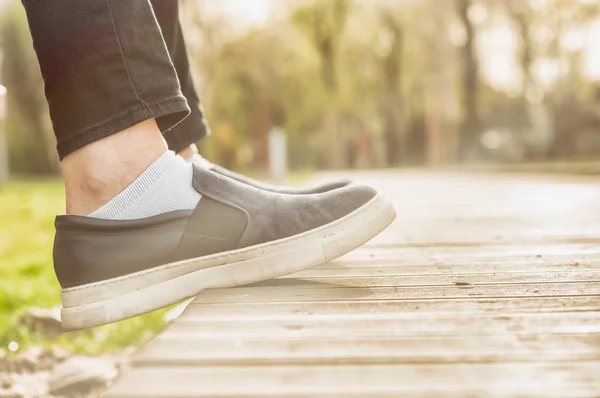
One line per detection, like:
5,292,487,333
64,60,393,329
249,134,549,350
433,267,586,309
189,154,351,194
54,165,396,330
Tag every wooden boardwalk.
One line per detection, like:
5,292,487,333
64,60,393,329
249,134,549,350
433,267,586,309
106,171,600,397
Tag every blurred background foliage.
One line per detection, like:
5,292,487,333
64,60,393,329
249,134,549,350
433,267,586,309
0,1,57,175
1,0,600,175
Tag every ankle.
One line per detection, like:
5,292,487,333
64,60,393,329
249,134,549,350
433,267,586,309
178,143,198,160
62,119,168,215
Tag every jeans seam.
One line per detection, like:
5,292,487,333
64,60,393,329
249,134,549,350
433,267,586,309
106,0,150,117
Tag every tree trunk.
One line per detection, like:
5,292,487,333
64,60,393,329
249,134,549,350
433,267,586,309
319,39,344,168
381,15,404,166
506,1,533,100
424,0,458,166
293,0,350,169
0,88,7,185
1,4,59,175
456,0,481,155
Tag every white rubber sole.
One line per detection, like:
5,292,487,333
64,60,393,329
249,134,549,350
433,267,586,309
61,193,396,330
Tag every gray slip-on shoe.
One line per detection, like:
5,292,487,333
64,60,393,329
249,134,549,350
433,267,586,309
54,165,396,330
194,155,352,194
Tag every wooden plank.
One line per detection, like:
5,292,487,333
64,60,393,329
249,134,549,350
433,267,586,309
165,311,600,338
322,250,600,271
376,221,600,246
291,263,599,277
191,282,600,303
185,297,600,317
105,362,600,398
325,255,599,268
365,235,600,248
339,243,600,262
248,271,600,288
136,334,600,366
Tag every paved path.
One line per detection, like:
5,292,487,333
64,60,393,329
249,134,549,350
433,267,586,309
106,170,600,397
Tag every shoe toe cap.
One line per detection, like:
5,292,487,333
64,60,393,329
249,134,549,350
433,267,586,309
320,183,378,221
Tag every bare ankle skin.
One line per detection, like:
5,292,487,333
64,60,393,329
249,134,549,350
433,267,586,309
177,143,198,159
61,119,168,215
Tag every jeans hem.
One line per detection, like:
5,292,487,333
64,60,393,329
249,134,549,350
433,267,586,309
56,96,190,160
163,104,210,153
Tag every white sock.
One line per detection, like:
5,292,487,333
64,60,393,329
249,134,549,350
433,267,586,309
185,153,213,169
89,151,201,220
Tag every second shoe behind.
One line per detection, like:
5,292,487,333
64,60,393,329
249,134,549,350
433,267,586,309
189,154,352,195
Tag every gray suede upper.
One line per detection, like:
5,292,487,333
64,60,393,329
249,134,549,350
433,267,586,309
193,166,376,248
53,165,376,288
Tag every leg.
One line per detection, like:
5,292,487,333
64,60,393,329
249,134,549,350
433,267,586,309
22,0,190,214
151,0,210,153
62,120,167,215
24,0,394,331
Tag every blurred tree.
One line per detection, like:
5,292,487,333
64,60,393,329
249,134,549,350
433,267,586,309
293,0,349,91
379,12,405,166
180,0,232,116
456,0,482,157
293,0,351,168
205,30,279,168
419,0,459,165
0,1,58,175
505,0,534,100
501,0,600,158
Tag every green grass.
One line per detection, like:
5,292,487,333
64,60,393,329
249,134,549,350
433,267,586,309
0,179,167,355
